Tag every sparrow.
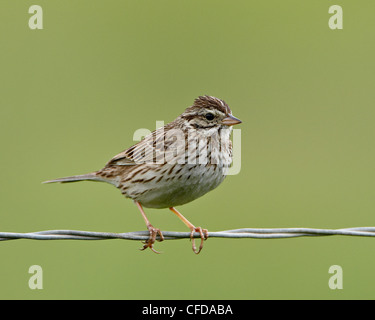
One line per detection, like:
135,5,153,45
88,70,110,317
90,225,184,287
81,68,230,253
44,96,242,253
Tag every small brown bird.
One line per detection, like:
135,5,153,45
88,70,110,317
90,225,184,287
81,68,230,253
44,96,242,253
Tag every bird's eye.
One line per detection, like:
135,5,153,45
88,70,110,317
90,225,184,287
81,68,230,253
205,113,214,121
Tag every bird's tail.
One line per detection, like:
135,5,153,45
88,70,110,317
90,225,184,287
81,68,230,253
43,172,103,184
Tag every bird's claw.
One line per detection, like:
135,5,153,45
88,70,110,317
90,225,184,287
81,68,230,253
190,227,208,254
140,224,164,254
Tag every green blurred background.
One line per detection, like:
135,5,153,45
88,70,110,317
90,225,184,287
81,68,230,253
1,0,375,299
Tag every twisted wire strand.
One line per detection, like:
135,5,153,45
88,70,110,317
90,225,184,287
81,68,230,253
1,227,375,242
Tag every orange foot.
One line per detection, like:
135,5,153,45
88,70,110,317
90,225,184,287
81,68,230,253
140,224,164,254
190,227,208,254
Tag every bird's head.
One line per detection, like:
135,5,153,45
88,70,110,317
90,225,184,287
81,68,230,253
180,96,242,130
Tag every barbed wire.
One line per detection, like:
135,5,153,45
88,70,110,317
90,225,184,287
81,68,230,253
1,227,375,242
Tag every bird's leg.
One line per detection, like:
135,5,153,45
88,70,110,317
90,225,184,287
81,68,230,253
169,207,208,254
134,201,164,254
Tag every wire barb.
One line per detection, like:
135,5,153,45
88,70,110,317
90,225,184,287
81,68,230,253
1,227,375,242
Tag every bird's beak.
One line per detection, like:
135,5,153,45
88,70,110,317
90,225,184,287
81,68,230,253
222,114,242,126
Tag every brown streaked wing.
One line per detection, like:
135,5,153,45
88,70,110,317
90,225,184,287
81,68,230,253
105,123,181,167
